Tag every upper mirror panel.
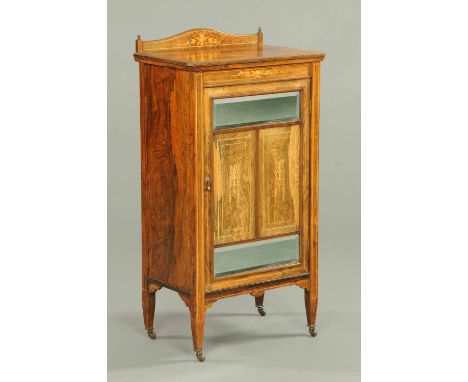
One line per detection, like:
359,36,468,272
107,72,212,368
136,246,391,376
213,91,300,129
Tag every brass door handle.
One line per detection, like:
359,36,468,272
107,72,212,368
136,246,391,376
204,176,212,192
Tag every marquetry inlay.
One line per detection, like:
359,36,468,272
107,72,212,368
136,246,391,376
236,68,277,79
137,28,260,53
185,31,222,47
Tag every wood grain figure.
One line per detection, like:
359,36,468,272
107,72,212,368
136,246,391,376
259,125,300,237
213,131,256,244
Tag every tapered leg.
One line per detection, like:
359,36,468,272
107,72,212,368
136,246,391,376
190,303,206,362
142,290,156,339
304,289,318,337
255,293,266,316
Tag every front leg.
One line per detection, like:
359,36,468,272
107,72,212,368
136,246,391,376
304,288,318,337
142,283,160,339
190,299,206,362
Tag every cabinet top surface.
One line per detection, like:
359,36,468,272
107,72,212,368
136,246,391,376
133,28,324,70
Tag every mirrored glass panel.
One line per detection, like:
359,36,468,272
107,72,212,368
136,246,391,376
214,92,300,129
214,234,299,277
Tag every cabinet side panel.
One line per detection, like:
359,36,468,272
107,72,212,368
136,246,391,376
142,65,196,293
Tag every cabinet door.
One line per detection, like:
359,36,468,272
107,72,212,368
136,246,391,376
204,79,310,284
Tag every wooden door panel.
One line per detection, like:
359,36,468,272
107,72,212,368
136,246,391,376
259,125,300,237
213,131,256,245
204,79,310,288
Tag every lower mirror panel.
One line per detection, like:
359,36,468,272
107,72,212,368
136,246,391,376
214,234,299,277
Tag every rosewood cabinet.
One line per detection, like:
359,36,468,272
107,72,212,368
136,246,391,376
133,28,324,362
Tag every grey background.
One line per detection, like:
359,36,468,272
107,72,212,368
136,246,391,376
108,0,360,381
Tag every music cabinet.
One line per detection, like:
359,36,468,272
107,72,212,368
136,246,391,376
133,28,325,362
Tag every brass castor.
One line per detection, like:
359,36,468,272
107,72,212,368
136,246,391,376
146,328,156,339
308,325,317,337
256,305,266,316
195,349,205,362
